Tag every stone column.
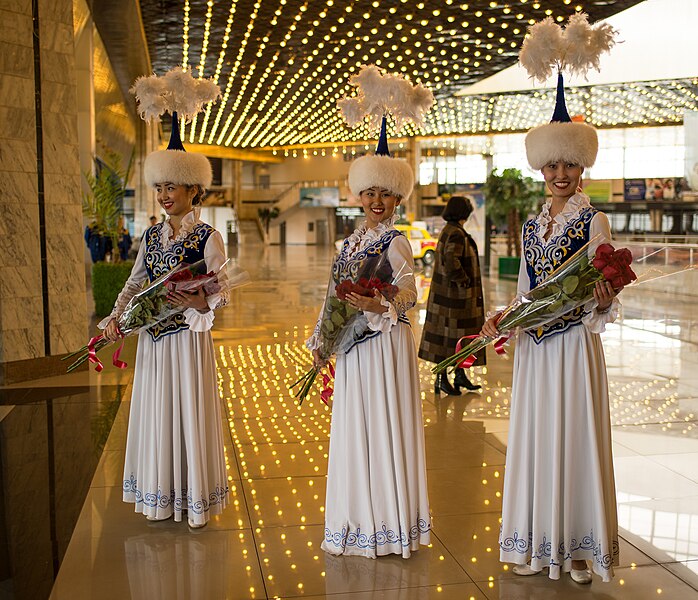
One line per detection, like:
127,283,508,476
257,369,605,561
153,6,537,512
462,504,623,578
0,0,87,383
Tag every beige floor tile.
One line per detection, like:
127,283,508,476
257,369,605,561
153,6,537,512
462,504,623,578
614,456,698,499
238,440,329,479
431,514,654,584
230,415,331,446
661,560,698,592
243,476,327,528
51,529,265,600
648,453,698,484
71,483,250,539
427,467,504,517
480,564,698,599
253,524,471,598
423,429,506,470
297,582,488,600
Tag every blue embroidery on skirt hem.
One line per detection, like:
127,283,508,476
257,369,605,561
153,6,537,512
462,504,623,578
324,517,431,550
123,474,229,515
499,528,619,572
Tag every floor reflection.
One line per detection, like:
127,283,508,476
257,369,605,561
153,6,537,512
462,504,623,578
32,242,698,598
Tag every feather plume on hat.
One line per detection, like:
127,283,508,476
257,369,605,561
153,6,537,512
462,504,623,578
130,68,221,188
520,14,618,170
338,65,434,200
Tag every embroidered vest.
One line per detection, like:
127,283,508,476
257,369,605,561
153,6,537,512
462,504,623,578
143,222,215,342
333,229,409,353
522,206,597,344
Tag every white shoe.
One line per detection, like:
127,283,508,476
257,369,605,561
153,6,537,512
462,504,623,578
146,514,172,522
570,568,593,584
188,518,207,529
512,564,540,576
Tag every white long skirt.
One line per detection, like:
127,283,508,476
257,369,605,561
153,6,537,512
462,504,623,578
322,322,431,559
499,325,618,581
122,329,229,526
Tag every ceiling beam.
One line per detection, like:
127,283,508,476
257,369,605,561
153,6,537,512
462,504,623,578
159,143,283,164
91,0,151,120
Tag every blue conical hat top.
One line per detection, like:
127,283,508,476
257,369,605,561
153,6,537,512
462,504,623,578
167,111,186,151
550,72,572,123
375,115,390,156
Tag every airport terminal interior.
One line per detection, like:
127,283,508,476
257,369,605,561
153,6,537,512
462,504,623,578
1,0,698,598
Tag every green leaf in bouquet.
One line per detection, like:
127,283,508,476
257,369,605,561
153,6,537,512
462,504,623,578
331,311,345,326
321,320,335,334
579,253,589,270
562,276,579,295
548,298,564,313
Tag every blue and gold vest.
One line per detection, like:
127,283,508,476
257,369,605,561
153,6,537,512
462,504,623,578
333,228,409,353
143,221,215,342
522,206,597,344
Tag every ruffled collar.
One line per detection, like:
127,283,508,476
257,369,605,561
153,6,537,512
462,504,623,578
536,192,591,241
345,213,400,252
159,207,201,248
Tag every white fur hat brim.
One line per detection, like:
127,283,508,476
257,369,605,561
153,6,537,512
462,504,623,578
348,154,414,200
525,121,598,170
144,149,213,188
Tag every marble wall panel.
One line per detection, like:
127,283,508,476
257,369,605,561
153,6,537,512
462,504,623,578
0,73,34,111
0,0,31,14
42,111,79,146
0,266,42,300
40,80,78,115
46,232,85,274
0,41,33,79
0,201,40,250
43,173,81,204
0,106,35,141
37,50,73,85
0,290,41,331
49,320,87,355
45,202,82,227
38,0,72,24
39,20,73,55
1,326,44,362
42,140,80,176
0,216,41,267
0,139,38,174
0,10,32,47
1,172,38,204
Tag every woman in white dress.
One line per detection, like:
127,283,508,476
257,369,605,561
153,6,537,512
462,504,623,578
308,128,431,558
482,73,620,583
102,72,228,528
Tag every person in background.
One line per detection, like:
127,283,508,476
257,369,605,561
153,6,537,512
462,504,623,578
419,195,485,395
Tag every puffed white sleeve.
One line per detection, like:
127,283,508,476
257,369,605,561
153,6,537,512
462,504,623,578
183,230,228,332
97,240,148,329
365,234,418,333
581,211,620,333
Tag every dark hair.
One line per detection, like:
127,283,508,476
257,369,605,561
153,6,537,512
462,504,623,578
188,184,206,206
442,195,473,222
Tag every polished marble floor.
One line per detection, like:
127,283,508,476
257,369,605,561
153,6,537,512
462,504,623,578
2,238,697,599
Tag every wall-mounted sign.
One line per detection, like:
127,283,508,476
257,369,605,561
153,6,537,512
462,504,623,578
300,187,340,207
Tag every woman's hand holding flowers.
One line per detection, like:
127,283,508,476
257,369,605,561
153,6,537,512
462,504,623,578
104,318,122,342
593,280,619,313
167,287,209,312
346,289,388,314
480,312,502,339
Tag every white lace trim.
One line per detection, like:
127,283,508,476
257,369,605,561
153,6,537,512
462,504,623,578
345,213,400,254
158,207,202,249
536,192,591,242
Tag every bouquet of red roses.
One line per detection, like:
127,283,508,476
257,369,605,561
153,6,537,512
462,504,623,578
433,238,637,374
291,253,405,405
64,259,249,372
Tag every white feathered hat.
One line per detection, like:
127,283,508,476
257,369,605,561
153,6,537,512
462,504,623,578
519,14,617,170
338,65,434,200
131,69,221,188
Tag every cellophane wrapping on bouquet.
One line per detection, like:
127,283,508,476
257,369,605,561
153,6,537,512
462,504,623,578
64,259,250,372
433,237,637,374
291,249,407,405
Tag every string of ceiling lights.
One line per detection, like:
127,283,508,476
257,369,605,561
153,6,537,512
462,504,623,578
137,0,696,152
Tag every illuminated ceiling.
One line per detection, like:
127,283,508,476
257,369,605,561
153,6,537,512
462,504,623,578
137,0,671,150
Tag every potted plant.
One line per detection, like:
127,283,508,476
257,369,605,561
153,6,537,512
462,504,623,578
258,206,280,238
483,168,542,278
82,145,135,316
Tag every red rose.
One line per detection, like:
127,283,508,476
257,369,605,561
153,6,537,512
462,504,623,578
591,243,615,271
593,243,637,288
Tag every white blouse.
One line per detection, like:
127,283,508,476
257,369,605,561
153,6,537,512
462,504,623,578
99,209,227,333
516,193,620,334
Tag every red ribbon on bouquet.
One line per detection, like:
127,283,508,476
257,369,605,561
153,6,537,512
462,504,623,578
455,333,511,369
320,363,335,405
87,335,105,372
